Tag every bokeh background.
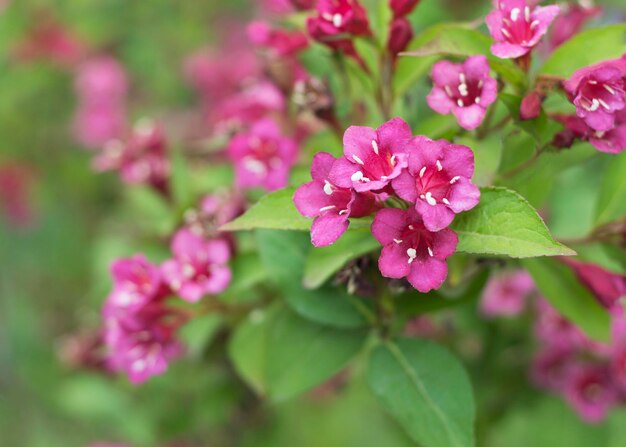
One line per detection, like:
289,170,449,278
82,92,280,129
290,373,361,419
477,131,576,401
2,1,626,446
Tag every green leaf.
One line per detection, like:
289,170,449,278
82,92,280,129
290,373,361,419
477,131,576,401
368,338,475,447
452,187,576,258
266,307,367,401
523,257,610,341
222,187,372,232
499,93,563,146
540,24,626,78
256,230,373,328
303,229,379,289
595,150,626,227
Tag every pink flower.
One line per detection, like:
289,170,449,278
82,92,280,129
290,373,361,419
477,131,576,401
215,81,286,130
553,111,626,154
185,192,246,239
329,117,412,193
0,161,37,229
486,0,560,59
480,270,535,317
371,208,458,293
107,255,164,311
307,0,371,60
227,119,298,192
294,152,380,247
93,119,170,191
562,258,626,311
426,56,498,130
73,104,127,149
534,299,589,349
564,365,617,423
388,18,413,57
290,0,316,9
390,0,420,18
548,2,601,50
248,21,309,58
531,345,575,391
392,136,480,232
520,91,543,120
75,56,128,105
563,56,626,132
161,229,232,302
611,342,626,393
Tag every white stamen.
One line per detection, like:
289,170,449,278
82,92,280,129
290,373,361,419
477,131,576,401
524,6,530,22
588,80,598,85
371,140,379,155
351,171,369,182
501,28,512,39
182,263,195,278
444,85,453,96
503,18,511,26
390,155,397,166
332,13,343,27
459,73,466,84
393,238,403,244
243,157,267,175
589,98,600,112
450,176,460,184
478,80,484,88
322,12,333,21
319,205,336,212
425,192,437,206
475,97,481,104
406,248,417,264
419,166,427,178
442,198,451,205
595,131,606,138
458,83,469,97
530,20,540,30
132,359,147,372
420,194,425,199
408,225,415,230
457,99,464,107
338,209,348,215
323,181,334,195
428,247,434,257
598,98,611,110
604,84,616,95
436,160,443,171
510,7,520,21
352,154,364,165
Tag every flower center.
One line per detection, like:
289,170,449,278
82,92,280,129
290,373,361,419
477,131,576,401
350,139,397,183
243,136,281,175
500,6,539,46
415,161,455,207
443,72,483,107
393,223,436,264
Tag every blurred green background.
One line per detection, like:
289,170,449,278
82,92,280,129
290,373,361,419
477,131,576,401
2,1,626,446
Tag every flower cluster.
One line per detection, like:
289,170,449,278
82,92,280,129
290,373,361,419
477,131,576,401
294,117,480,292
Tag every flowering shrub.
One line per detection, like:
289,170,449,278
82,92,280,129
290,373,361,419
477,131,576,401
4,0,626,446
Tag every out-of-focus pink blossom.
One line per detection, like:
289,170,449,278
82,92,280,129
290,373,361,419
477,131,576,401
93,119,170,191
75,56,128,105
486,0,560,59
294,152,380,247
108,255,164,312
520,91,543,120
227,118,298,191
534,298,589,349
563,56,626,133
390,0,420,18
426,56,498,130
531,345,575,391
562,258,626,311
564,365,617,423
388,18,413,57
161,229,232,302
73,104,127,149
371,207,458,293
248,21,309,57
480,270,534,317
392,136,480,232
184,192,246,240
0,161,37,229
214,81,286,131
548,2,601,50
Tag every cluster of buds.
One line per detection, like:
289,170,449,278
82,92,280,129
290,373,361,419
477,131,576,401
294,117,480,292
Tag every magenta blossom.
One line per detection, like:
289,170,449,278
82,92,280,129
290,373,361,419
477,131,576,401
480,270,535,317
548,2,601,50
562,258,626,311
388,18,413,57
531,345,575,392
371,208,458,293
329,117,411,193
161,229,232,302
108,255,164,311
554,111,626,154
227,118,298,192
426,56,498,130
534,299,589,349
93,119,170,191
0,161,37,229
75,56,128,105
392,136,480,232
390,0,420,18
294,152,380,247
563,57,626,132
248,21,308,58
520,91,543,120
73,104,127,149
486,0,560,59
564,365,617,423
185,192,245,239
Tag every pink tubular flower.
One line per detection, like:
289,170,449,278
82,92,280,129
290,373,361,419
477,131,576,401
553,111,626,154
215,81,286,131
426,56,498,130
534,299,588,349
486,0,560,59
73,104,127,149
548,2,601,50
161,229,232,302
184,192,245,239
388,18,413,57
248,21,308,58
93,119,170,191
392,136,480,232
520,91,543,120
564,365,617,423
563,57,626,132
227,119,298,192
329,117,412,193
561,258,626,311
75,56,128,105
480,270,535,317
108,255,164,311
390,0,420,18
531,345,575,391
294,152,380,247
371,208,458,293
